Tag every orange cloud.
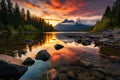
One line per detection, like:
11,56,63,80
43,0,87,15
46,5,76,14
51,0,61,7
42,11,51,16
22,1,40,10
45,18,61,21
42,0,115,17
13,0,116,25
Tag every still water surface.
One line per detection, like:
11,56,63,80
0,32,99,61
1,32,120,80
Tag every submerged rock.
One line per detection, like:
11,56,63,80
99,38,110,42
0,60,27,79
22,39,34,45
47,69,58,80
67,71,75,79
86,35,100,39
35,50,51,61
18,50,27,54
75,38,82,43
79,60,94,69
81,40,92,46
109,56,120,63
54,44,64,50
91,71,105,79
58,73,68,80
22,57,35,66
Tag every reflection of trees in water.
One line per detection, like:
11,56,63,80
0,33,25,55
0,33,54,57
27,33,54,52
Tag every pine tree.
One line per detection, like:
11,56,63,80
6,0,12,15
6,0,13,25
110,0,120,26
0,1,2,23
26,10,31,24
0,0,8,25
103,6,111,18
115,0,120,25
0,0,54,32
14,3,22,28
21,8,25,20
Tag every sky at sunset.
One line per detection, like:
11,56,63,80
12,0,116,26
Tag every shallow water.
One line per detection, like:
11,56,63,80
0,32,100,60
16,32,100,79
13,32,100,61
1,32,120,80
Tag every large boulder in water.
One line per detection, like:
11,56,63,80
54,44,64,50
22,57,35,66
0,59,27,79
35,50,51,61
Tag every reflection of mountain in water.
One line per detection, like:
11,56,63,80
55,33,74,43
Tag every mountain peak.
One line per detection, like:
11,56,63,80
55,18,91,31
75,18,81,24
61,19,74,23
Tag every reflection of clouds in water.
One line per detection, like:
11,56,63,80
18,33,99,62
19,37,100,80
50,41,99,62
19,41,99,62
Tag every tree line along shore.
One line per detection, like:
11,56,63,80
0,0,54,33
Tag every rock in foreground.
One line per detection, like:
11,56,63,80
35,50,51,61
0,60,27,79
0,54,22,65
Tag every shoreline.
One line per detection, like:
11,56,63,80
64,29,120,55
0,29,120,80
47,29,120,80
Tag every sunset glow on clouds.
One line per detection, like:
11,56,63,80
22,2,40,10
12,0,115,26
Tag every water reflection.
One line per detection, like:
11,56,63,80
15,32,100,61
0,33,48,56
0,32,99,61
